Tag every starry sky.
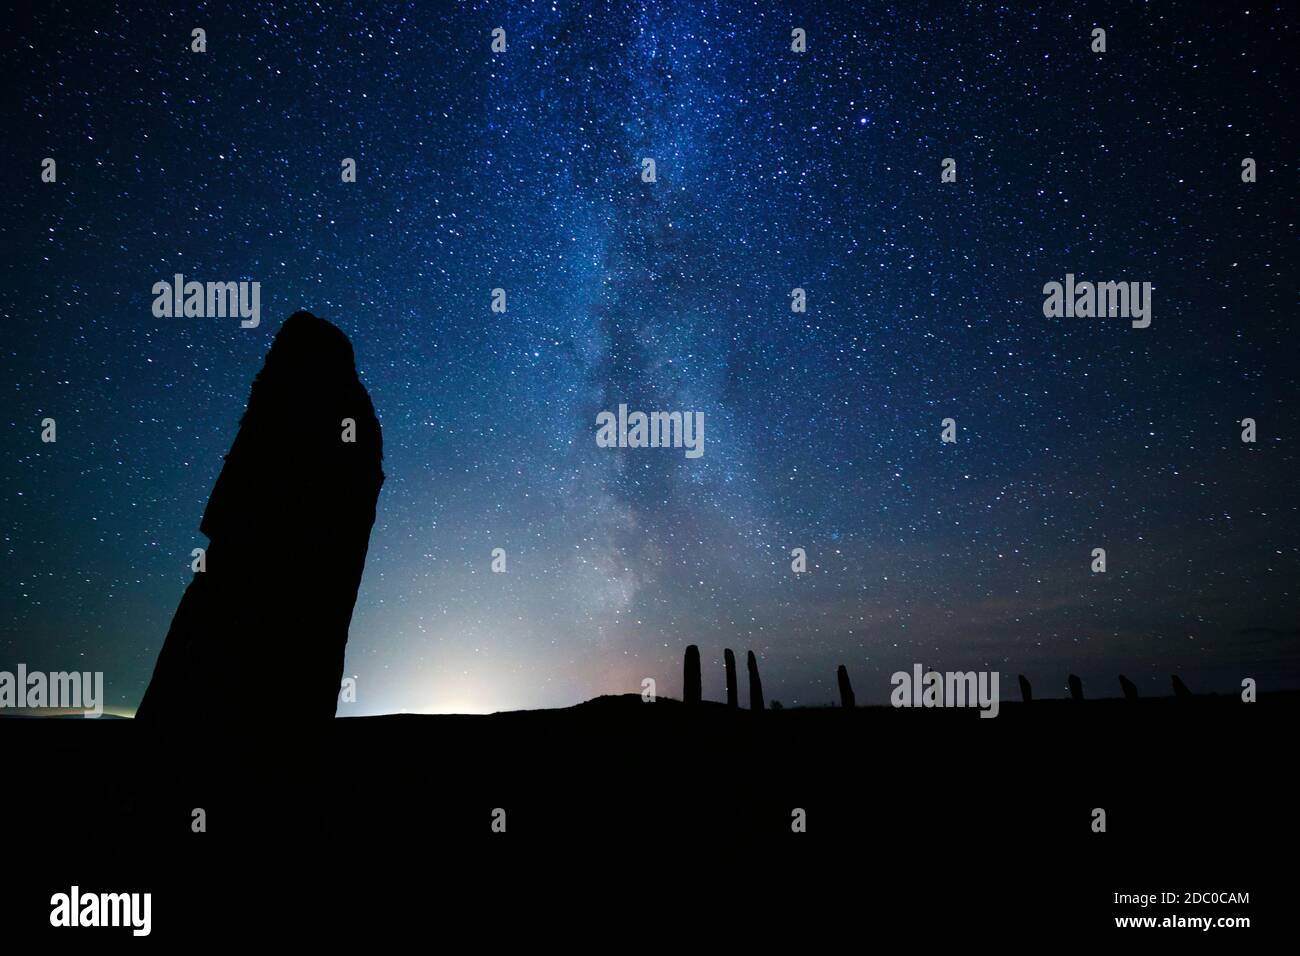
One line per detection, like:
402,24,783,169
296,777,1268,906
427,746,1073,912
2,1,1296,716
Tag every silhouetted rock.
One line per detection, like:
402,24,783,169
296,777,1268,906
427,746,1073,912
684,644,702,706
724,648,738,708
837,664,855,708
747,651,765,711
137,312,384,732
1018,674,1032,703
1172,675,1193,699
1119,675,1138,701
1068,674,1084,701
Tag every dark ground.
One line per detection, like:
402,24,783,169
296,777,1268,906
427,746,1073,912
0,692,1289,941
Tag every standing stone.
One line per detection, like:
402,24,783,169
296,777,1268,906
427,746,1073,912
1018,674,1032,703
1068,674,1084,701
747,651,765,711
684,644,702,705
1171,675,1193,699
836,664,855,708
724,648,738,708
1118,675,1139,701
137,312,385,732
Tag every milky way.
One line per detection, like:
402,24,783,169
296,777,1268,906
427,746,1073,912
2,1,1295,714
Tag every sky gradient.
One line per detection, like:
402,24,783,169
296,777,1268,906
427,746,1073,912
2,1,1296,715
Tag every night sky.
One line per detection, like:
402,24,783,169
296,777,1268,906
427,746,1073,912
2,1,1296,716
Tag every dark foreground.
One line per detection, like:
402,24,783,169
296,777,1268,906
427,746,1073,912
1,693,1289,941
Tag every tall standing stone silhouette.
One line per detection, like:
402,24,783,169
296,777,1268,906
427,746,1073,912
683,644,702,706
724,648,738,708
836,665,856,708
1171,675,1193,699
1118,675,1139,700
1018,674,1033,703
1068,674,1084,701
137,312,384,730
747,650,765,711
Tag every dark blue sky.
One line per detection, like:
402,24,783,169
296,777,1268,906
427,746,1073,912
2,1,1296,715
